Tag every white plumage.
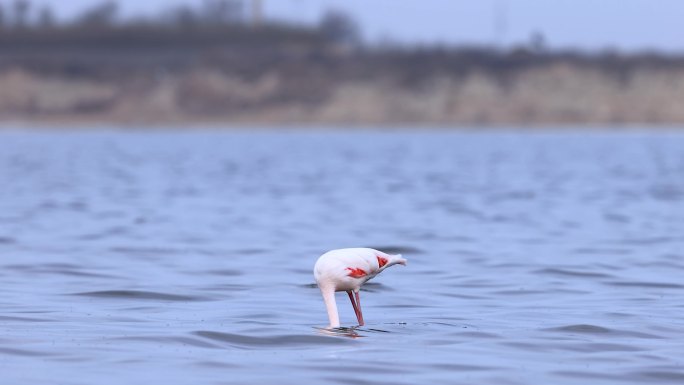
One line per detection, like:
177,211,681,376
314,248,407,328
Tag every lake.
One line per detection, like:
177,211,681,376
1,129,683,384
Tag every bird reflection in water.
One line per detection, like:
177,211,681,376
314,325,395,339
315,326,364,339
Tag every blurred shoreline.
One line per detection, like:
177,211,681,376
2,2,684,128
5,50,684,128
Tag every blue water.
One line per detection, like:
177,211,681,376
1,129,683,384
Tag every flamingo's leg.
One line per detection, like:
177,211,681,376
347,290,364,326
355,291,365,326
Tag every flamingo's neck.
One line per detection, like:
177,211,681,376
319,283,340,328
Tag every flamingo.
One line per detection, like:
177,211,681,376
313,248,407,328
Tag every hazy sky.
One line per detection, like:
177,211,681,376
10,0,683,52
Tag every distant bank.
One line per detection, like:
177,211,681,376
1,17,683,127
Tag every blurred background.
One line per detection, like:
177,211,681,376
1,0,684,126
2,2,684,384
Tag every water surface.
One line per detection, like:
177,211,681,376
1,129,683,384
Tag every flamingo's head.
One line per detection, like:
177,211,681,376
388,254,407,267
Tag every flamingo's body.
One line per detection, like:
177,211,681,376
313,248,407,328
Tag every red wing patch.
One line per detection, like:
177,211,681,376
377,256,388,268
346,267,368,278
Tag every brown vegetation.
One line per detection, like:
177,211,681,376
1,1,684,126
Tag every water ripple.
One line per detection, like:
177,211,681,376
194,331,355,348
605,281,684,289
0,347,56,357
366,245,424,254
430,363,498,371
561,342,643,352
633,370,684,381
553,370,624,381
543,324,663,339
0,236,17,244
72,290,211,301
114,335,219,348
0,315,53,322
5,264,115,278
534,268,614,279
